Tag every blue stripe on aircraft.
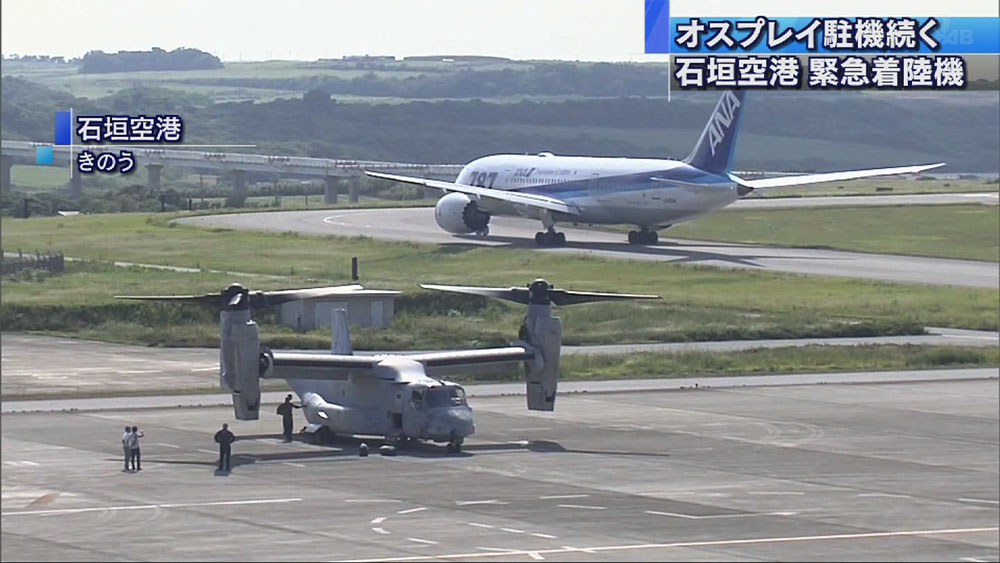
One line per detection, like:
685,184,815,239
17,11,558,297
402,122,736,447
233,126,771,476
505,166,730,199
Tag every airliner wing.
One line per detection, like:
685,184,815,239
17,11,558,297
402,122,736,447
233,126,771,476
365,170,581,216
730,163,945,190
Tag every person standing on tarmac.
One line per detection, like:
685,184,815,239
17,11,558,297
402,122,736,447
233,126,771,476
128,426,144,471
276,394,301,442
122,426,132,471
214,423,235,471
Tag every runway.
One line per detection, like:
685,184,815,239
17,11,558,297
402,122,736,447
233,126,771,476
3,378,997,561
177,203,999,288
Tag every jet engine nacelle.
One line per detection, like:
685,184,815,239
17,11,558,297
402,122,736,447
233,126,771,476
434,192,490,234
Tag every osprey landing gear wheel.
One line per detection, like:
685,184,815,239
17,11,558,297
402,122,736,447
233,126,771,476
446,435,464,453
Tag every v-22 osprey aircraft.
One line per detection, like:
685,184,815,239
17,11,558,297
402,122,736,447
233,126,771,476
119,280,658,453
366,89,943,246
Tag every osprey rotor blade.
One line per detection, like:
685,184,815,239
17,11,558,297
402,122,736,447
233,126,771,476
420,284,530,305
422,280,659,306
250,284,368,309
548,289,661,306
114,294,222,307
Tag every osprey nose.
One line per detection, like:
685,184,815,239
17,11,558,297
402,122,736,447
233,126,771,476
442,407,475,437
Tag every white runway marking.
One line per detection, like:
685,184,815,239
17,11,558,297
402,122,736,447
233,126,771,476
557,504,606,510
748,491,804,496
941,334,999,340
958,498,1000,505
191,367,219,372
532,533,558,539
371,517,387,524
338,526,1000,562
197,449,217,455
857,493,911,499
468,522,494,529
646,510,798,520
456,499,508,506
406,538,438,546
346,499,403,503
397,507,427,515
500,527,525,534
154,443,180,449
2,497,302,516
560,545,598,554
539,494,589,500
372,527,390,535
283,462,305,468
3,461,39,467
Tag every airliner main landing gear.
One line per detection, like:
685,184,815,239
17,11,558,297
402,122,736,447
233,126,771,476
535,229,566,247
474,226,490,238
627,228,658,245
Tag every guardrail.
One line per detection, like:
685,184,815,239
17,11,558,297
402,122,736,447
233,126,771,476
1,249,65,276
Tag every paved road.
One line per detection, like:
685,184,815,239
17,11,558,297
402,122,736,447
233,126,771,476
4,329,996,401
3,379,996,561
178,206,999,288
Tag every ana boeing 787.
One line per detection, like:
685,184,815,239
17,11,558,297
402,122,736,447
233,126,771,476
366,90,943,246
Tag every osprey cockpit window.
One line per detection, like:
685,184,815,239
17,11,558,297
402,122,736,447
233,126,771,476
426,386,468,408
411,388,425,408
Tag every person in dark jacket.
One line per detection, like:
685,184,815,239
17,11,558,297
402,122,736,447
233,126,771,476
276,394,300,441
214,423,235,471
128,426,144,471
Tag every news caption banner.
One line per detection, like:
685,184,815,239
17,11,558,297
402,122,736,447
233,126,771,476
36,112,252,175
644,2,1000,90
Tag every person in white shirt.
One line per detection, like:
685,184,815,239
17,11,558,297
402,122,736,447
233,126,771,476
121,426,132,471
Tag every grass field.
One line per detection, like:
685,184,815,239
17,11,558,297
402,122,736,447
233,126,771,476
1,212,996,351
668,204,999,262
3,343,995,401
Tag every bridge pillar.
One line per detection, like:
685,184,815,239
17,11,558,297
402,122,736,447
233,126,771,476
146,164,162,192
0,157,11,192
69,171,82,199
324,176,338,205
348,175,360,203
229,169,247,207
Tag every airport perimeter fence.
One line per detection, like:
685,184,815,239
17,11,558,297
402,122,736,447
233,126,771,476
0,249,65,276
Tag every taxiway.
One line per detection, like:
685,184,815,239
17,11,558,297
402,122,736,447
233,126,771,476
2,378,997,561
177,205,999,288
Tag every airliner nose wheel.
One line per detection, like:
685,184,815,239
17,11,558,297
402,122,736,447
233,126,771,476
534,230,566,247
628,230,658,245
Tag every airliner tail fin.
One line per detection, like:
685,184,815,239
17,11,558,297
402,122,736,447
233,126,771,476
685,90,746,175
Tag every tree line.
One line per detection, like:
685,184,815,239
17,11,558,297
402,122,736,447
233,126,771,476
79,47,223,73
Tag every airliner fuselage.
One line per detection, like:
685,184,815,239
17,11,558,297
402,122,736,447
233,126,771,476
454,154,740,228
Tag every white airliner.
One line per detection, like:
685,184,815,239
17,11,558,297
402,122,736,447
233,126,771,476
367,90,943,246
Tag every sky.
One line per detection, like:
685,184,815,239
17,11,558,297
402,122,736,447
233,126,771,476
2,0,997,63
